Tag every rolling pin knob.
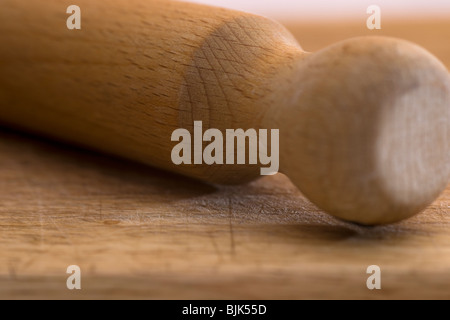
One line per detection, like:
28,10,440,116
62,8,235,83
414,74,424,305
275,37,450,224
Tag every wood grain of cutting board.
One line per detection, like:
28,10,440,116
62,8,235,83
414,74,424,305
0,18,449,299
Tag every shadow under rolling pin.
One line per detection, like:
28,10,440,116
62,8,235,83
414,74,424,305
0,0,449,225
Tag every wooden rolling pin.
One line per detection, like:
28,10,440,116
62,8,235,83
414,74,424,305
0,0,449,225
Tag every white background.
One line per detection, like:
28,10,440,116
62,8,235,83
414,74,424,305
181,0,450,20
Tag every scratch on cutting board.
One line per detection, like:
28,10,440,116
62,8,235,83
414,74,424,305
208,231,223,263
228,196,236,257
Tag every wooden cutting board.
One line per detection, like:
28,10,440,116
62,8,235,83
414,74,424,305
0,18,449,300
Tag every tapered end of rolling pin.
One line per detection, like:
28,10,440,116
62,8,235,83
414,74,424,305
278,37,450,225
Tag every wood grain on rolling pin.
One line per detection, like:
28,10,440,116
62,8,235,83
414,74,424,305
0,1,449,299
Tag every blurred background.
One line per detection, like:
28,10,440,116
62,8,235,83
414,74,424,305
183,0,450,67
183,0,450,20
